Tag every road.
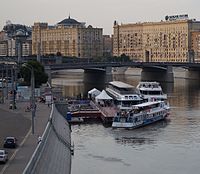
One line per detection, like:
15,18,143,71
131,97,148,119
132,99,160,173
0,100,51,174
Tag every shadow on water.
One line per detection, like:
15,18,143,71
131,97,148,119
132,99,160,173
159,81,174,94
185,79,200,108
83,69,107,97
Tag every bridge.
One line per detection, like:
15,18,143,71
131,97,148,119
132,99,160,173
48,61,200,70
45,61,200,83
1,56,200,82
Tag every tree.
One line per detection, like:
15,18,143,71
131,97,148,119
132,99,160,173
20,61,48,87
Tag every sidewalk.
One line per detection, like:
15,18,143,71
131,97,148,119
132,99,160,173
0,99,51,174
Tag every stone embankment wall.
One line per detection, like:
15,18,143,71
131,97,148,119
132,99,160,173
23,103,71,174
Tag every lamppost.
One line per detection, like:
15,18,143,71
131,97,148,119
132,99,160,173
22,63,35,134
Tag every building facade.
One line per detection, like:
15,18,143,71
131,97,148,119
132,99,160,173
0,23,32,57
191,31,200,62
0,41,8,56
113,16,200,62
32,17,103,58
103,35,113,57
22,39,32,56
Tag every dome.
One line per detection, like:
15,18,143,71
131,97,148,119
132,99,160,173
15,30,26,36
57,16,81,26
88,25,93,28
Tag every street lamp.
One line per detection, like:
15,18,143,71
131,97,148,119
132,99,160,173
22,63,35,134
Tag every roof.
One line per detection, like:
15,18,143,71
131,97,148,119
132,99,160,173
95,90,113,100
109,81,134,89
88,88,101,95
58,16,81,25
137,81,162,90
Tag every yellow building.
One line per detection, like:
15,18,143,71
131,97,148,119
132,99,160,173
191,31,200,62
32,17,103,58
113,16,200,62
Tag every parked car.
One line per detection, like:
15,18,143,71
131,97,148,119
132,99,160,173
3,137,17,148
0,149,8,163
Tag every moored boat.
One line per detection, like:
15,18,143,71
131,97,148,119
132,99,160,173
112,101,170,129
106,81,146,110
136,81,167,102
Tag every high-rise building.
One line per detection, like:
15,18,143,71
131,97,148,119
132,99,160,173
113,15,200,62
32,16,103,58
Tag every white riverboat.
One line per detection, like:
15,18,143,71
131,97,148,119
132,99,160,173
112,101,170,129
136,81,167,102
106,81,145,110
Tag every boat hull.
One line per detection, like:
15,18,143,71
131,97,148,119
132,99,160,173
112,112,169,129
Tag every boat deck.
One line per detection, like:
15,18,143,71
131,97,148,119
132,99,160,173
67,100,118,123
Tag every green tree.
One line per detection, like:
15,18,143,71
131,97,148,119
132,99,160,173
20,61,48,87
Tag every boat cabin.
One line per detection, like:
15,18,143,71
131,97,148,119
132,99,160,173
106,81,145,110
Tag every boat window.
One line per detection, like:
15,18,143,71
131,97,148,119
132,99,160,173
129,96,133,99
128,117,133,122
149,91,161,95
113,117,119,122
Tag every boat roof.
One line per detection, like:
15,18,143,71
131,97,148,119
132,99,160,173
138,81,159,85
133,101,162,108
137,81,162,90
109,81,134,89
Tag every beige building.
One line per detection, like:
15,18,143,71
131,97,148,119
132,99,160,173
32,17,103,58
113,16,200,62
191,31,200,62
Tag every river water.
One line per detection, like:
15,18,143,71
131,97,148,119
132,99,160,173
52,68,200,174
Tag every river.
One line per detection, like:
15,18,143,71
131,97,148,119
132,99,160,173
52,68,200,174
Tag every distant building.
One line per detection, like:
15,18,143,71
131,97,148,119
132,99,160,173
113,15,200,62
103,35,113,57
0,22,32,57
191,31,200,62
22,39,32,56
0,41,8,56
0,31,6,41
32,16,103,58
7,39,16,56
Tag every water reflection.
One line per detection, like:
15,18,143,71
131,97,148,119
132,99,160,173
111,119,169,148
115,136,154,147
87,153,131,166
52,70,200,174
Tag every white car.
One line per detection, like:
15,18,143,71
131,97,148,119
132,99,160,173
0,149,8,163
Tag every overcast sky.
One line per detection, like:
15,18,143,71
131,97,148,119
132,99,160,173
0,0,199,35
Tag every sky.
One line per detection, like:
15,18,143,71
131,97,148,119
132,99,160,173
0,0,199,35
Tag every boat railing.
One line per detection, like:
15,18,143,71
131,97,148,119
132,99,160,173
107,87,136,95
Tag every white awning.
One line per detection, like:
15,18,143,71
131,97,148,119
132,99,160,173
95,90,112,100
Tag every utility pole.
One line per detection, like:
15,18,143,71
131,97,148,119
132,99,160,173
31,65,35,134
11,66,16,109
22,63,35,134
1,65,4,104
